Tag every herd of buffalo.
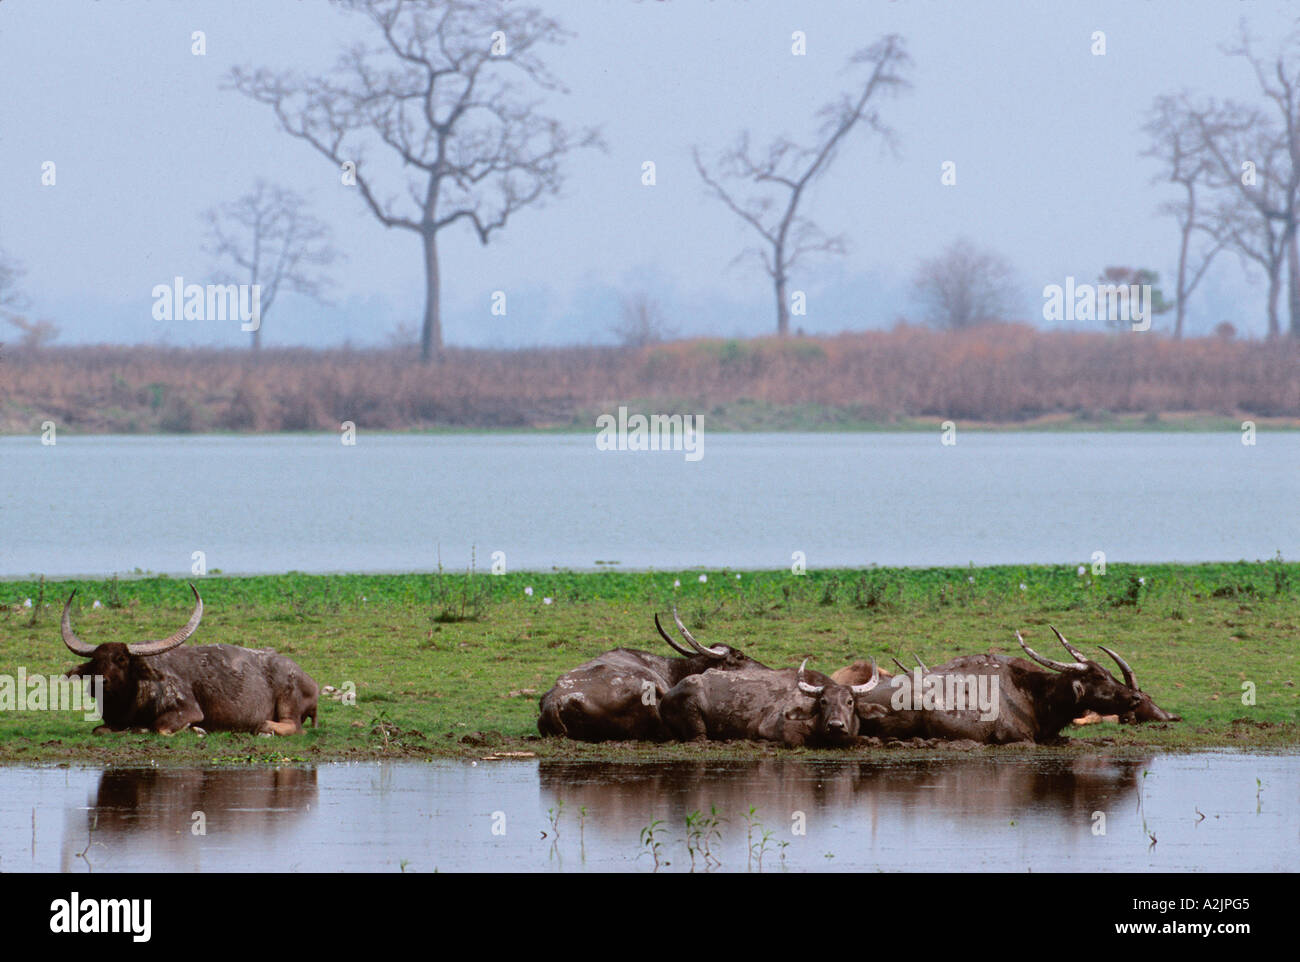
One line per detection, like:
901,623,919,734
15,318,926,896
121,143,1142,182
52,586,1177,747
538,608,1181,746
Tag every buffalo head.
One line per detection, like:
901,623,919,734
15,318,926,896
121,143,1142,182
655,607,757,671
797,657,883,742
1016,627,1145,717
62,584,203,694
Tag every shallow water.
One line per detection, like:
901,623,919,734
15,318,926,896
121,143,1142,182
1,432,1296,576
1,753,1295,872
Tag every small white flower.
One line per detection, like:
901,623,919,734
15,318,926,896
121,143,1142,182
736,574,742,580
673,580,681,588
1138,577,1146,585
967,576,975,583
524,586,534,596
1019,583,1027,591
362,596,367,602
1077,566,1087,576
698,574,707,583
543,597,553,605
92,600,103,608
23,598,31,608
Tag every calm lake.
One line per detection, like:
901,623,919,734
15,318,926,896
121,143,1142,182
1,432,1296,577
1,753,1295,873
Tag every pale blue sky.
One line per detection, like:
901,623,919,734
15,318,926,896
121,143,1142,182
1,0,1296,347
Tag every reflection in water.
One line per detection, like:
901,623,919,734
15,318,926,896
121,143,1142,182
0,753,1291,872
61,766,317,872
537,756,1152,870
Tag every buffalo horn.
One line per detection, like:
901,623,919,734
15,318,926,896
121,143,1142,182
797,658,825,695
1016,630,1079,672
127,584,204,656
850,657,881,694
60,590,98,656
1051,626,1090,664
655,613,695,657
671,605,726,659
1098,645,1138,689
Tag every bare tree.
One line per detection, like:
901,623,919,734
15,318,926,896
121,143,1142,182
912,238,1020,330
1142,93,1227,338
0,249,58,349
611,291,676,347
1200,123,1289,338
0,248,26,318
1194,24,1300,337
202,181,340,350
693,35,910,336
229,0,601,361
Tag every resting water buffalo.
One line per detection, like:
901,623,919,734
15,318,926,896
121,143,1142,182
661,658,887,747
537,609,764,741
854,628,1147,744
1069,647,1181,725
61,585,318,736
837,650,1180,728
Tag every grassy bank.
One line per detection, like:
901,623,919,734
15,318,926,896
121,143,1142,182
4,326,1300,434
1,562,1297,764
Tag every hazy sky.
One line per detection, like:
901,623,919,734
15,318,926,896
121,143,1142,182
2,0,1297,347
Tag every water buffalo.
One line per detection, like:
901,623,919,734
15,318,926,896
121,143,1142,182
537,608,764,741
1069,647,1181,725
837,649,1179,729
61,585,318,736
661,658,887,747
853,628,1147,744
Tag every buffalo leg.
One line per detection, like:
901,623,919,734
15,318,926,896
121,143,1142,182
154,707,204,735
258,719,302,736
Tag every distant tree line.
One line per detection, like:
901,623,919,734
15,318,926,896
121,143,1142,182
1144,21,1300,339
6,4,1299,355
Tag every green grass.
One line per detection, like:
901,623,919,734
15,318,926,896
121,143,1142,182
1,562,1297,764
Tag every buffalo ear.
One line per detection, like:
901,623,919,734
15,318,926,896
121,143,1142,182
64,664,85,678
858,703,891,719
1071,679,1086,702
783,706,816,722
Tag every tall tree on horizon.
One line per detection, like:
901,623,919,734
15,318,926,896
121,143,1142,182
693,34,911,337
1142,93,1226,339
202,181,340,351
230,0,601,362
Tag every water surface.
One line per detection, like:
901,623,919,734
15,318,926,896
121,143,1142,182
1,432,1295,575
2,753,1295,872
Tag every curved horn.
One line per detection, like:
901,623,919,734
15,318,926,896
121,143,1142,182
1016,630,1078,672
654,613,695,657
797,658,824,695
60,590,98,656
1051,626,1089,664
891,656,909,675
126,584,203,656
850,657,881,694
913,653,928,673
671,605,725,659
1098,645,1138,689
